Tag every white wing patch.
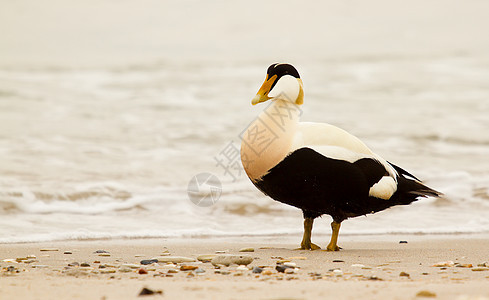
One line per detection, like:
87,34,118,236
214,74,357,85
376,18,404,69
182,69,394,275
369,176,397,200
297,122,374,156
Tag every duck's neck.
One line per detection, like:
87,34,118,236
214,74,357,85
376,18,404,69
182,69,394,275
240,99,302,180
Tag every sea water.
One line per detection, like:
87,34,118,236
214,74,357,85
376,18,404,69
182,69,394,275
0,0,488,243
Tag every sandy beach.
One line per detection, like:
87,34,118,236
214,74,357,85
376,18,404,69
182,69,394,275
1,235,488,299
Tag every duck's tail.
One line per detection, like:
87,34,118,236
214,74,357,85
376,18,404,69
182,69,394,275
389,162,442,205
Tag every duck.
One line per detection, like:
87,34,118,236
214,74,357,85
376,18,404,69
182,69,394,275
240,63,441,251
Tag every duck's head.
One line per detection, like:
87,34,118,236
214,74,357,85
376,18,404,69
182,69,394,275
252,63,304,106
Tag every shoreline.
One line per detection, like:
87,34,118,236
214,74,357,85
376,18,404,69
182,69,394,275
1,231,489,245
1,235,488,299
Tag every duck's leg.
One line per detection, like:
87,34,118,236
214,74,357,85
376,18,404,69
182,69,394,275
326,221,342,251
298,217,321,250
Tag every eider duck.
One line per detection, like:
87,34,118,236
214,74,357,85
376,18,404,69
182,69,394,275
240,63,441,251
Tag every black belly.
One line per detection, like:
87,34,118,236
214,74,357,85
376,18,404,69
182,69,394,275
252,147,395,222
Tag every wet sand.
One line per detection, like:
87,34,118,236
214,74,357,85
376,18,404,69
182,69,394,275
1,235,488,299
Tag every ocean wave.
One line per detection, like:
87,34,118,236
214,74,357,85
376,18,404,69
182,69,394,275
0,184,181,214
1,56,489,243
410,134,489,146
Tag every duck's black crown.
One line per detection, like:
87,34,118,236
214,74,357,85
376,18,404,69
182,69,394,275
267,63,300,79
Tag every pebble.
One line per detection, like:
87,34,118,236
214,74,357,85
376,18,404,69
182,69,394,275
40,248,59,252
215,250,228,254
16,257,28,262
64,268,89,276
399,240,408,244
283,262,296,268
138,268,148,275
239,247,255,252
333,269,343,277
471,267,489,272
80,263,91,267
119,266,133,273
98,253,111,257
138,287,163,296
64,251,72,255
211,254,253,266
432,261,454,267
262,270,273,275
287,256,307,260
252,267,263,274
180,265,198,271
27,255,36,259
455,263,473,268
24,259,37,264
153,256,196,263
285,268,295,274
368,276,382,281
332,260,344,263
140,259,158,265
416,290,436,298
276,265,292,273
121,264,139,269
351,264,365,268
197,254,216,262
195,268,205,274
32,265,49,268
2,259,16,263
236,265,248,271
6,266,18,272
167,269,179,274
94,250,109,254
103,263,118,268
276,259,291,264
68,262,79,267
161,263,177,269
400,271,410,277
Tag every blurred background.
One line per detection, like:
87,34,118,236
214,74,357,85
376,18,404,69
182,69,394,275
0,0,488,243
